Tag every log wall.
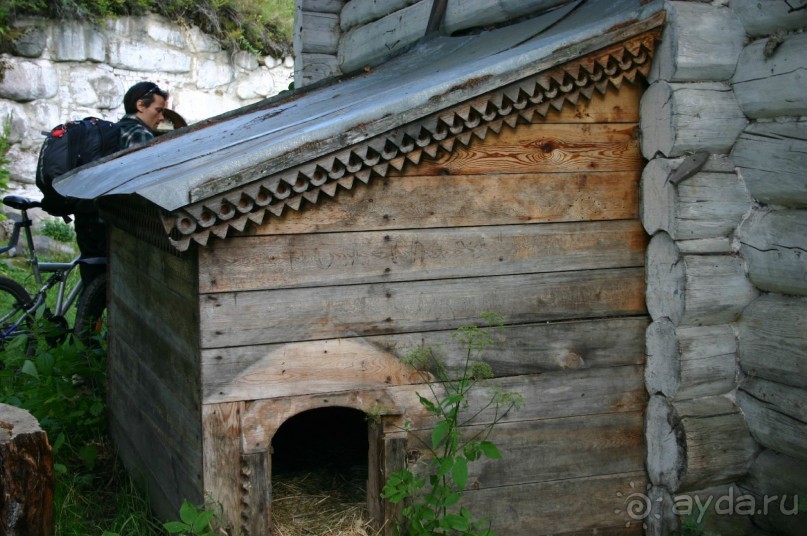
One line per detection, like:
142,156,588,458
642,2,807,535
106,226,203,520
198,83,649,535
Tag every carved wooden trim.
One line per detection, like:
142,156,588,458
162,29,660,252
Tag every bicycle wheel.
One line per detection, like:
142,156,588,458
73,273,108,346
0,276,37,356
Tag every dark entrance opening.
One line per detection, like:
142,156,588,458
270,407,371,531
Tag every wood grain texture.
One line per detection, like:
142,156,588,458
202,317,648,403
202,403,244,535
200,267,646,348
201,220,646,293
737,391,807,464
400,122,642,176
530,80,642,123
246,171,640,236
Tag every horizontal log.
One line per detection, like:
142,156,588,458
202,316,648,403
738,294,807,389
301,0,344,14
731,0,807,36
405,122,642,176
299,11,340,54
340,0,420,31
740,377,807,424
675,238,732,254
200,267,646,348
740,450,807,536
733,33,807,119
738,208,807,296
732,120,807,207
736,391,807,464
252,171,640,235
241,364,647,451
200,220,646,293
641,157,750,240
646,232,758,326
0,404,54,536
338,0,428,72
640,81,747,159
648,1,745,82
645,319,736,400
645,395,756,493
442,0,572,35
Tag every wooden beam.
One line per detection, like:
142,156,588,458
739,208,807,296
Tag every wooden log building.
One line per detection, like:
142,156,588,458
56,0,807,534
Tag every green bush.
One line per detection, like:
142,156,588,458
41,218,77,243
1,0,293,58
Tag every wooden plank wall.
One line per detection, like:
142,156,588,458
107,226,203,520
198,82,649,534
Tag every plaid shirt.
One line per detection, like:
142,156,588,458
118,114,155,149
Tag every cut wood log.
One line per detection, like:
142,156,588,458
645,319,736,400
738,209,807,296
731,0,807,37
299,11,340,54
340,0,421,31
641,156,750,240
295,53,341,88
648,1,745,83
740,450,807,536
645,232,758,326
733,33,807,118
640,81,747,159
645,395,757,493
740,377,807,424
738,294,807,389
0,403,54,536
737,388,807,464
732,120,807,207
645,485,679,536
442,0,572,35
301,0,344,14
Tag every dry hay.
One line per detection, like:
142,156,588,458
271,470,384,536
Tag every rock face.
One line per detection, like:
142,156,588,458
0,14,293,188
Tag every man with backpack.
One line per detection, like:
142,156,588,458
37,81,170,286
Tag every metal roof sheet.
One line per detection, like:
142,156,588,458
56,0,663,212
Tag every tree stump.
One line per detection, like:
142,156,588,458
0,403,54,536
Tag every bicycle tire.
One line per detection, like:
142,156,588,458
73,273,108,346
0,276,37,356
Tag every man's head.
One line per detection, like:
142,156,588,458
123,82,169,130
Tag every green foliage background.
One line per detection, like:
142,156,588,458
0,0,294,59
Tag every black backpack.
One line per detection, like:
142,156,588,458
35,117,120,218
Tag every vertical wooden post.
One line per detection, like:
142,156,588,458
0,404,54,536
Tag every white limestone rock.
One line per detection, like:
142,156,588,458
11,25,48,58
68,69,124,110
0,101,30,144
6,145,39,184
236,67,276,99
145,14,187,48
187,27,221,53
52,21,106,62
196,58,235,89
171,89,243,123
108,40,192,73
0,60,58,102
233,50,260,71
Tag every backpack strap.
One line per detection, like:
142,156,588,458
66,120,84,167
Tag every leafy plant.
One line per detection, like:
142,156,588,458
163,499,220,536
41,218,77,242
381,313,523,535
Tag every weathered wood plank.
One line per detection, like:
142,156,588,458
732,121,807,207
406,411,644,488
740,377,807,425
402,123,642,176
249,171,640,236
738,294,807,389
202,317,648,403
733,33,807,119
533,80,641,123
340,0,420,31
200,267,646,348
301,0,344,13
201,220,646,293
202,403,244,536
299,11,340,54
739,208,807,296
640,81,747,159
110,226,196,293
295,52,341,87
648,1,745,83
241,365,647,451
442,0,574,35
461,472,647,535
646,232,758,325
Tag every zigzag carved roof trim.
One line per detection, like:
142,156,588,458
163,29,660,252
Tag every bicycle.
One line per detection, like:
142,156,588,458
0,195,107,355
